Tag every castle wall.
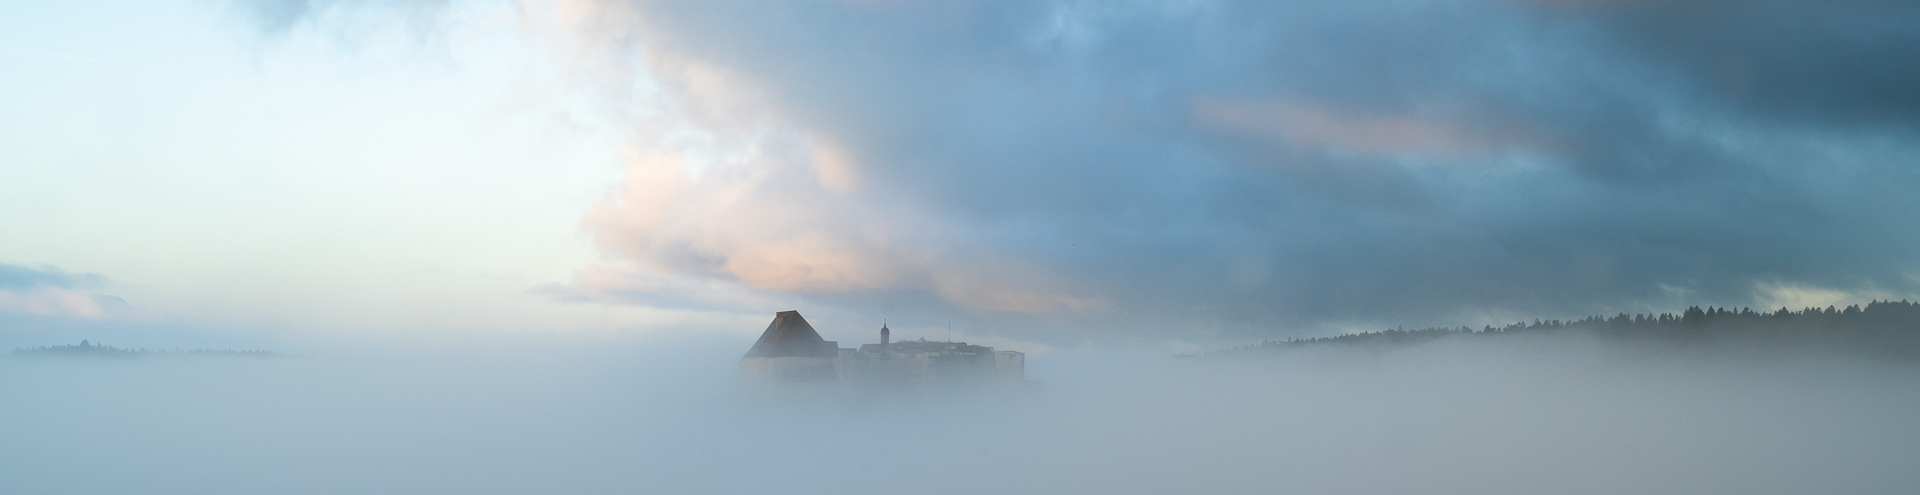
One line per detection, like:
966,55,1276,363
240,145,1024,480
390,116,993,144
831,345,1026,387
738,356,839,385
994,351,1024,381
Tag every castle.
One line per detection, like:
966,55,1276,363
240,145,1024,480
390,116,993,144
738,310,1025,387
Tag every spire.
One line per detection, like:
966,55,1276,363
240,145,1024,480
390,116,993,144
880,320,891,346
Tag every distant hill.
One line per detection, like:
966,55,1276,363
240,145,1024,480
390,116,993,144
1227,300,1920,359
11,340,277,359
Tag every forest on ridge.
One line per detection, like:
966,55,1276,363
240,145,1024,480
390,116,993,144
1237,300,1920,359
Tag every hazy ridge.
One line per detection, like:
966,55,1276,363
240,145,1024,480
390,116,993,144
1227,300,1920,359
11,340,278,359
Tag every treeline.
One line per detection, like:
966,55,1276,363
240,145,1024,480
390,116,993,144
11,340,277,359
1240,300,1920,358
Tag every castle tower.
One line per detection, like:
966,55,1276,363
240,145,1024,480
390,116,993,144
738,310,841,384
881,322,890,347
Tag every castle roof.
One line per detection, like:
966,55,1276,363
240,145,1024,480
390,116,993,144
742,310,839,359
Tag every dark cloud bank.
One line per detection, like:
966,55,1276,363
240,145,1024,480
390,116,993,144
0,263,145,323
231,0,1920,340
584,0,1920,338
0,263,107,292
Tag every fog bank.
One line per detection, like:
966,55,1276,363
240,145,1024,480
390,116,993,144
3,333,1916,494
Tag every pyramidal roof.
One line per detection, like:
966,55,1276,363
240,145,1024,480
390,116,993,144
742,310,839,359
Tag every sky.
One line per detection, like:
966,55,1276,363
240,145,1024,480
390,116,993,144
5,0,1920,349
6,3,1920,493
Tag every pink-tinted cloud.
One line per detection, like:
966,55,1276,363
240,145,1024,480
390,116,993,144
1193,97,1531,158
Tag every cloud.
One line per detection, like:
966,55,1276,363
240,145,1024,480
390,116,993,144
0,263,145,319
231,0,456,35
234,0,1920,340
1752,282,1918,312
1193,97,1532,158
528,260,800,313
0,263,106,291
564,127,1105,316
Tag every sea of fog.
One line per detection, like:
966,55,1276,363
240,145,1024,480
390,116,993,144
3,331,1918,495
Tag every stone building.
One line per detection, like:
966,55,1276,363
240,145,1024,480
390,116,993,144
739,311,1025,387
737,310,841,384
